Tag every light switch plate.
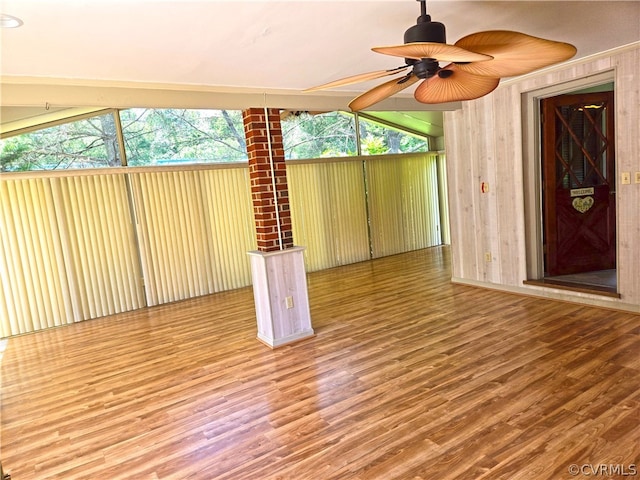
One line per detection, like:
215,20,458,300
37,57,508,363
621,172,631,185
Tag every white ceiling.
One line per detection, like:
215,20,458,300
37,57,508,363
1,0,639,135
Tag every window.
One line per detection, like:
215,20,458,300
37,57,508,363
1,112,121,171
1,107,432,172
282,111,357,159
281,111,430,160
120,109,247,165
358,117,429,155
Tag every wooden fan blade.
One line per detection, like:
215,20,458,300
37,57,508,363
372,43,492,63
303,66,409,92
414,65,499,104
349,74,420,111
455,30,577,77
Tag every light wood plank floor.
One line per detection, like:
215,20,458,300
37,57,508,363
2,246,639,479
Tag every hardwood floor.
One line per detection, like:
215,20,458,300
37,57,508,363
1,246,639,479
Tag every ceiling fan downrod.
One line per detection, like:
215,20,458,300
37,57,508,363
404,0,446,45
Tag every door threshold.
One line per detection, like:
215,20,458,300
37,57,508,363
524,278,620,298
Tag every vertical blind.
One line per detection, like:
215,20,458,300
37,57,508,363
287,160,370,272
1,153,445,337
129,167,256,306
288,153,443,270
0,174,144,336
437,153,451,245
366,153,442,258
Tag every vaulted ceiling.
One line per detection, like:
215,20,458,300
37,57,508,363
1,1,639,136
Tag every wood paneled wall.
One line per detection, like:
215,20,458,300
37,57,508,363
444,43,640,312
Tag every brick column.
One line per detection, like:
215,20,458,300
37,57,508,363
243,107,293,252
244,107,313,348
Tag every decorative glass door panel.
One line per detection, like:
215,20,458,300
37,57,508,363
542,91,616,276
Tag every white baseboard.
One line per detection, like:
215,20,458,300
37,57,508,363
451,277,640,315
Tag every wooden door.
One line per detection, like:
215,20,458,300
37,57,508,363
541,91,616,276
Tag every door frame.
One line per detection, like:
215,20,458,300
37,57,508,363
521,70,616,282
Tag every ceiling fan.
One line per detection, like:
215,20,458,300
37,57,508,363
305,0,577,111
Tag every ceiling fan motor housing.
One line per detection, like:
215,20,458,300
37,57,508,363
404,17,446,44
403,16,447,69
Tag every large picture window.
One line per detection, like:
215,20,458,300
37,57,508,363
358,116,429,155
2,108,431,171
120,109,248,165
282,111,357,159
1,112,121,171
281,111,429,159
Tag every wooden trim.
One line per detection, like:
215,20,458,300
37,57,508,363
0,77,462,112
523,279,620,298
521,70,617,281
285,151,442,166
0,161,250,180
452,277,636,313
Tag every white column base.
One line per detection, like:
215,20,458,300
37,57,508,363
248,246,314,349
